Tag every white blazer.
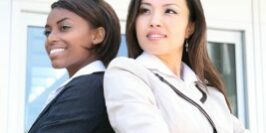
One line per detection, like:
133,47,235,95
104,53,246,133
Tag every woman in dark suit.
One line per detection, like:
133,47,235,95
28,0,120,132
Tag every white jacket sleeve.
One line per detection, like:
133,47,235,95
104,58,170,133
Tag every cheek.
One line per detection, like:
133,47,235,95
171,26,187,41
72,30,93,48
80,36,94,49
135,20,147,43
135,18,145,34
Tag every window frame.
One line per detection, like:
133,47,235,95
207,29,247,126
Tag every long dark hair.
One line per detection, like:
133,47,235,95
51,0,121,67
126,0,231,111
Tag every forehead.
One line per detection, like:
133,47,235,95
140,0,188,7
47,8,82,23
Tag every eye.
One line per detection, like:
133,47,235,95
43,29,51,37
138,7,150,15
165,9,177,14
60,25,71,32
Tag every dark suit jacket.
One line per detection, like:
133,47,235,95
28,72,114,133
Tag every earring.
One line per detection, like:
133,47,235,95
185,40,189,52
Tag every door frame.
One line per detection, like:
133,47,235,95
7,1,51,132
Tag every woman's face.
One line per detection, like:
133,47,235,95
136,0,193,58
45,8,98,76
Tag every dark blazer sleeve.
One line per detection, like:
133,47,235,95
29,73,114,133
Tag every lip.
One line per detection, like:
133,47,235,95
146,31,167,41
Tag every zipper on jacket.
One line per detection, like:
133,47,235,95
154,73,217,133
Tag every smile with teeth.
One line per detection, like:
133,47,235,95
147,34,166,39
50,48,65,55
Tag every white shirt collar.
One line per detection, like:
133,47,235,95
44,60,105,107
61,60,105,88
136,52,198,84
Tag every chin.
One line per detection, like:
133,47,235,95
145,50,165,56
51,63,65,69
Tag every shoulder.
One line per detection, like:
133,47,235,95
62,73,105,101
104,57,156,100
50,73,107,116
107,57,138,70
105,57,155,88
69,72,103,86
33,73,112,133
205,86,230,111
106,57,151,79
206,86,226,101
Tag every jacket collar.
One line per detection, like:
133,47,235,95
29,60,105,131
44,60,105,114
60,60,105,88
136,52,198,85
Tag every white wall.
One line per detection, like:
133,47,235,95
260,0,266,132
106,0,130,33
203,0,252,23
0,0,12,133
250,0,265,132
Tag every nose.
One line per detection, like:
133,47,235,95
47,30,59,43
149,13,162,28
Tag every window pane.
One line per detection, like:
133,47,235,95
117,34,127,56
207,42,238,115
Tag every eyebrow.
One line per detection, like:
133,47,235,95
140,2,151,6
140,2,179,8
164,4,179,7
45,17,69,28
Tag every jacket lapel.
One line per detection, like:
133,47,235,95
28,86,66,132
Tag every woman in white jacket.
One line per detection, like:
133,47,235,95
104,0,246,132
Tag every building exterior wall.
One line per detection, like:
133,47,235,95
260,1,266,131
0,0,12,133
0,0,265,132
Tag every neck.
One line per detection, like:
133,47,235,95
67,56,97,78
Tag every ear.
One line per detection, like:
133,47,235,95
92,27,105,45
185,22,195,39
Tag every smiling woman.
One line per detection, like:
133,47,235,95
28,0,120,133
44,8,103,77
103,0,246,133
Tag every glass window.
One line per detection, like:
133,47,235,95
207,42,238,115
117,34,127,56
